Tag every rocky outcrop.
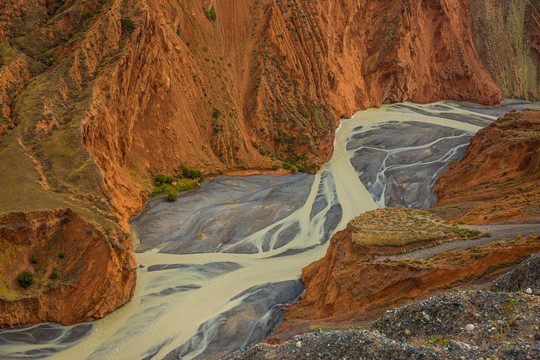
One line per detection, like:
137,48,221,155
0,209,136,327
1,0,506,222
275,209,539,339
434,109,540,224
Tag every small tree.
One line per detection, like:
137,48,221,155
17,271,34,289
166,188,178,202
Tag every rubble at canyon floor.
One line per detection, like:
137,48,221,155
227,279,539,359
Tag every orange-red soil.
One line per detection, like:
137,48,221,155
270,221,540,343
434,109,540,224
0,210,136,327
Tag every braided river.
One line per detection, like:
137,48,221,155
1,101,536,360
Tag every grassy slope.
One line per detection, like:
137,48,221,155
351,208,488,246
0,0,125,232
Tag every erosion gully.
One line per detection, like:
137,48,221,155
1,101,537,360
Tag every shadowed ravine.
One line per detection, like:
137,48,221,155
0,101,537,360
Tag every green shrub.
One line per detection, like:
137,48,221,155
282,161,299,173
282,161,306,173
295,161,307,172
166,188,178,202
30,254,39,264
152,181,198,198
178,165,203,179
120,18,136,34
212,108,221,119
45,57,55,66
153,173,174,185
17,271,34,289
213,123,223,133
151,166,201,199
58,252,64,259
50,268,59,280
203,6,216,21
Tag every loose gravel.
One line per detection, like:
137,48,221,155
492,252,540,295
224,252,540,360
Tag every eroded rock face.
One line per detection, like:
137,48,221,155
0,210,136,327
276,209,540,337
434,108,540,224
470,0,539,100
80,0,506,222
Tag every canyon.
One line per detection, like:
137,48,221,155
0,0,539,358
2,101,538,360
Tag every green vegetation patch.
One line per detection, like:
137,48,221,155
150,165,203,201
120,18,136,34
16,270,34,289
178,164,203,179
351,208,489,246
0,41,123,231
49,267,59,280
203,6,216,21
0,273,16,300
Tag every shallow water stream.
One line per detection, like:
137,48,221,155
1,101,535,360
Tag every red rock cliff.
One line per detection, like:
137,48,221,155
83,0,504,220
274,209,540,341
434,108,540,224
0,210,136,327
